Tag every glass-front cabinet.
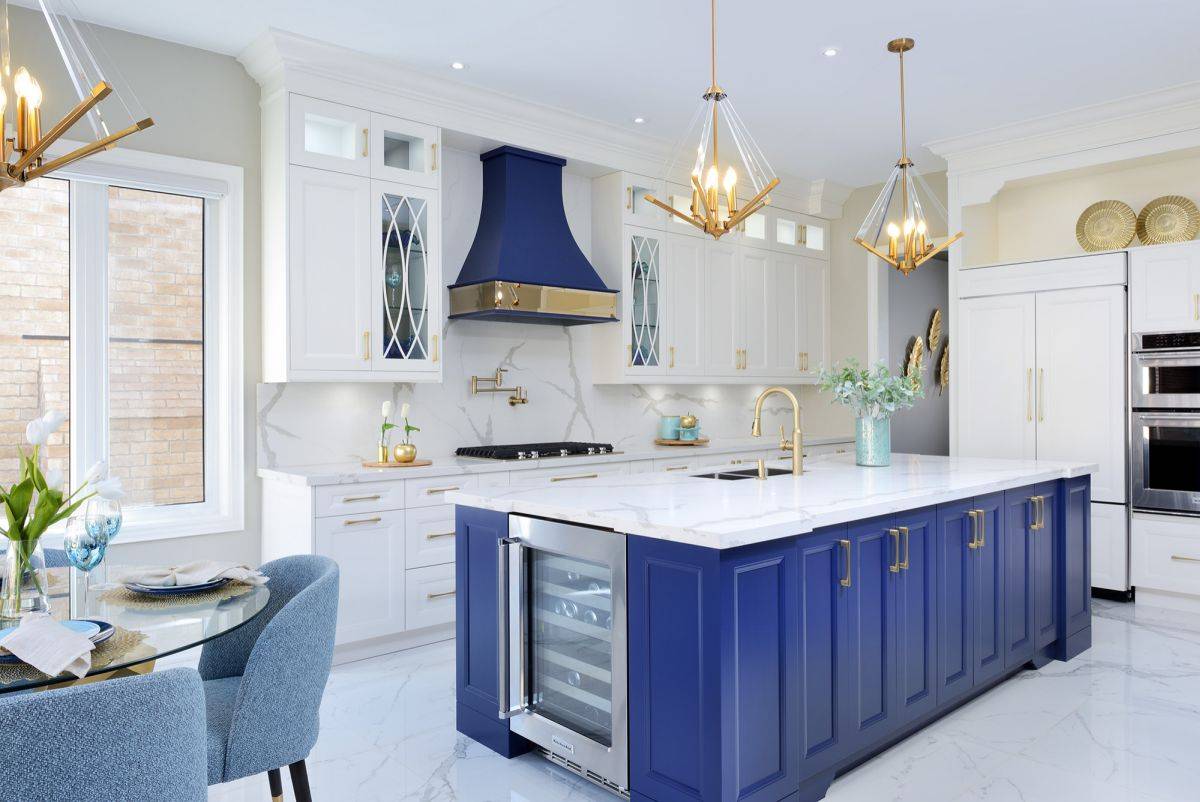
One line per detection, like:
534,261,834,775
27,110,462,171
290,95,371,177
370,113,440,188
626,228,665,375
373,181,440,373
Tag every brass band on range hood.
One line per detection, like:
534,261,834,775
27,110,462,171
448,281,618,322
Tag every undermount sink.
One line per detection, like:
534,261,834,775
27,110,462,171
692,467,793,481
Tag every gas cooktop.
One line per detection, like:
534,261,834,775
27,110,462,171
455,442,616,461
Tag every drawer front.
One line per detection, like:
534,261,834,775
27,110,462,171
405,563,456,630
805,442,851,458
652,450,769,473
405,504,456,568
315,480,406,518
1132,513,1200,595
517,462,631,483
405,474,478,508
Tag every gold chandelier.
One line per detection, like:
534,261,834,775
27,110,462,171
643,0,779,240
0,0,154,193
854,37,961,275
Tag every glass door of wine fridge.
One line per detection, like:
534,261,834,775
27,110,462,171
500,515,628,793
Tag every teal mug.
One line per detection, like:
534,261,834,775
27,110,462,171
679,425,700,442
658,416,681,440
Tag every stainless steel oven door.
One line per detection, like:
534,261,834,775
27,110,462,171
1132,411,1200,514
1132,350,1200,409
499,515,628,791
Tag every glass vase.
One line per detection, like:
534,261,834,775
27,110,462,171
0,539,51,622
855,416,892,467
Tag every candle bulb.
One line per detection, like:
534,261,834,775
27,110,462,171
887,222,900,260
916,220,928,255
13,67,40,153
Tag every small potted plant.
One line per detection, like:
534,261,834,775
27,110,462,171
818,359,924,466
393,403,421,463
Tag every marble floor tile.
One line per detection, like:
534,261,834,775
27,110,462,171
210,599,1200,801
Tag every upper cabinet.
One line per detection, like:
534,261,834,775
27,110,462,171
264,93,443,382
1130,241,1200,333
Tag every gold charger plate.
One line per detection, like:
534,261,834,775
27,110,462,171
1076,200,1136,252
1137,195,1200,245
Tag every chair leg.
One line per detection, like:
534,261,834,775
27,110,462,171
289,759,312,802
268,768,284,802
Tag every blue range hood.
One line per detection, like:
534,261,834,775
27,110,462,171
448,146,618,326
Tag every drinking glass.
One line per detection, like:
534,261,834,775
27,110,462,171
84,497,122,588
63,516,106,619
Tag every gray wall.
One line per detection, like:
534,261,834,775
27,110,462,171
887,256,949,455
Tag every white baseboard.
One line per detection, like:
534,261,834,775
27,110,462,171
333,624,455,665
1134,588,1200,614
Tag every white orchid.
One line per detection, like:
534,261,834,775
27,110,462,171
84,460,108,484
40,409,66,434
24,418,47,446
381,400,394,419
92,477,125,501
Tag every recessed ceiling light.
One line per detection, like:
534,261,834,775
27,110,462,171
633,116,646,124
451,61,466,70
823,47,839,57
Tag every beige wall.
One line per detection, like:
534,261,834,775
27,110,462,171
9,7,261,565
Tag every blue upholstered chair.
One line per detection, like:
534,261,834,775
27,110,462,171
198,555,338,801
0,667,208,801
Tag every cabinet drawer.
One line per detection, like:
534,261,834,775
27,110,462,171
405,505,456,568
1132,513,1200,595
516,462,630,483
805,442,851,458
405,474,478,508
315,481,406,518
406,563,456,630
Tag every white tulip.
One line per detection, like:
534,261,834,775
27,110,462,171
40,410,66,434
84,460,108,484
45,468,63,491
400,403,410,419
92,477,125,501
381,400,394,419
25,418,47,446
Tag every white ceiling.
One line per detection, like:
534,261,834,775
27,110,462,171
43,0,1200,187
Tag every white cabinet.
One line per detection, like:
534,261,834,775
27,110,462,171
799,255,827,378
705,241,742,376
405,563,457,631
315,510,406,645
1092,503,1129,592
287,166,373,372
666,235,706,375
1130,242,1200,333
404,505,457,568
739,247,774,375
1132,512,1200,596
370,113,440,188
290,95,371,176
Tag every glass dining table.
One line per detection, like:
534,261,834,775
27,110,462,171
0,568,270,694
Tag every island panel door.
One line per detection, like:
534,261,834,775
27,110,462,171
1033,484,1059,649
935,500,975,706
1002,489,1036,669
1061,477,1092,638
843,517,899,750
972,492,1007,687
893,508,938,726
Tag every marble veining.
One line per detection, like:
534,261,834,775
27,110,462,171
448,452,1097,548
206,599,1199,802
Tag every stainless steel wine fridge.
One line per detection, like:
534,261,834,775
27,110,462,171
499,514,628,795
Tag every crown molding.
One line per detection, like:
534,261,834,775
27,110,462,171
238,29,838,218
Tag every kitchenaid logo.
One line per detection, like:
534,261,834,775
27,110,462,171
551,735,576,755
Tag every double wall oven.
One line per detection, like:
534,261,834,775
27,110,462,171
498,515,629,795
1132,331,1200,515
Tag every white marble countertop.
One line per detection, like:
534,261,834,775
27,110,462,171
447,452,1098,549
256,434,853,487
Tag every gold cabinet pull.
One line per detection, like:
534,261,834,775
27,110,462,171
362,128,369,158
1026,368,1033,422
1038,496,1046,529
1028,497,1039,530
344,516,382,526
431,142,438,171
551,473,599,482
363,331,370,361
839,539,852,588
432,334,439,363
342,494,382,503
424,485,460,495
669,345,676,369
664,465,691,472
627,344,634,367
1171,555,1200,563
426,531,456,540
899,526,910,569
889,528,901,573
967,510,980,549
625,186,633,210
426,589,456,600
1037,368,1045,422
978,509,987,548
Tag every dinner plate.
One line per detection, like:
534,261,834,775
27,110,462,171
0,619,114,665
124,577,230,596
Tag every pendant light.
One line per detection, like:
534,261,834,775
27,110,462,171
854,37,962,275
643,0,780,240
0,0,154,193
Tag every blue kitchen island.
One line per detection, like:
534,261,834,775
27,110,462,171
450,453,1094,802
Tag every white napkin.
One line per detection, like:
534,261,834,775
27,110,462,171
120,560,268,588
0,613,95,678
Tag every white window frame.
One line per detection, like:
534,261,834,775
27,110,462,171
40,141,245,543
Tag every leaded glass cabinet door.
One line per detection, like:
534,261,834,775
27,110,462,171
625,227,666,376
372,180,441,374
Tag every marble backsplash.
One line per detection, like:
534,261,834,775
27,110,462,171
257,319,852,468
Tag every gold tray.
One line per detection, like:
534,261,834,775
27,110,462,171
361,459,433,468
1137,195,1200,245
1076,200,1136,252
654,438,710,447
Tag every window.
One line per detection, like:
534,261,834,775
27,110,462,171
0,147,243,542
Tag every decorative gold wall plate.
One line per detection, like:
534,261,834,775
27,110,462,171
1137,196,1200,245
927,309,942,353
1076,200,1136,252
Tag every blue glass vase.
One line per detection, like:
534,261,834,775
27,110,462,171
856,416,891,467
